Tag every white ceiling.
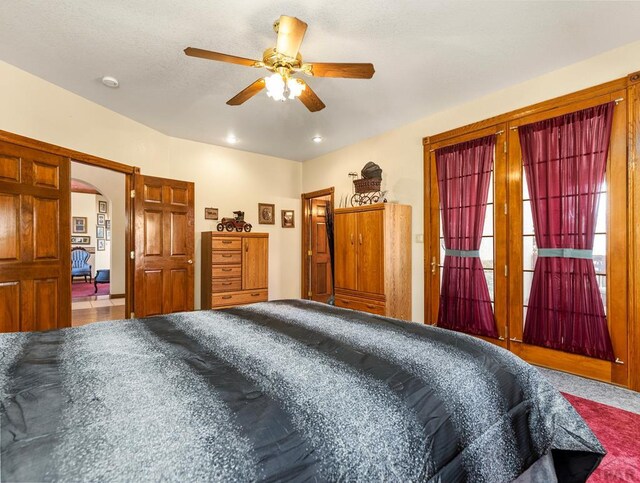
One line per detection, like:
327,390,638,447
1,1,639,161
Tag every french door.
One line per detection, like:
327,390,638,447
426,94,629,386
426,124,509,347
507,92,628,386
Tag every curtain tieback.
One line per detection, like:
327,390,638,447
538,248,593,259
445,249,480,258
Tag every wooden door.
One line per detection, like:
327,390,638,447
133,174,194,317
426,125,509,347
507,93,628,385
0,142,70,332
334,212,357,290
242,236,268,290
356,209,384,295
309,198,333,302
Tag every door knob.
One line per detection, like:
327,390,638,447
187,259,193,264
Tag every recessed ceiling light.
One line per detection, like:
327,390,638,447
312,135,323,143
101,76,119,88
226,134,238,144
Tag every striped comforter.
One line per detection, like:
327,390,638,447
1,300,603,482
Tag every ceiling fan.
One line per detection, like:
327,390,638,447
184,15,375,112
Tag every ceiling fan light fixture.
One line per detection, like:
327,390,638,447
265,73,305,102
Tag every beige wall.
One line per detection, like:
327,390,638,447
3,39,640,319
302,40,640,322
0,59,301,309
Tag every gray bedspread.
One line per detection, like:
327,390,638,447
0,299,604,481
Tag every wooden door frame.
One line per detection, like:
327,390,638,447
423,71,640,391
301,187,334,299
0,130,137,320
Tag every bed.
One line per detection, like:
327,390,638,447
1,299,603,482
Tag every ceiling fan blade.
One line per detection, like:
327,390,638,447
226,78,266,106
275,16,308,59
306,62,375,79
298,81,326,112
184,47,260,67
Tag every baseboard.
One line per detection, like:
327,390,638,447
110,293,125,299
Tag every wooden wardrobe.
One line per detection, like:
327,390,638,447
201,232,268,309
334,203,412,320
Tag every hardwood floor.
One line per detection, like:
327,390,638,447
71,296,126,327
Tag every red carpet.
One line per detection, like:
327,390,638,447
563,393,640,482
72,281,109,298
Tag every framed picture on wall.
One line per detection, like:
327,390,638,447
258,203,275,224
72,217,87,233
204,207,218,220
96,226,105,239
97,214,106,225
106,229,111,241
71,236,90,245
281,210,295,228
97,239,106,251
106,220,111,229
98,201,108,213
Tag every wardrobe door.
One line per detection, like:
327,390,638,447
356,209,384,295
334,212,357,291
242,236,268,290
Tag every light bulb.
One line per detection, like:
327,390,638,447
265,73,286,101
287,78,305,99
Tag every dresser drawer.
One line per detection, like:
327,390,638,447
212,290,268,307
212,237,241,250
212,278,242,293
212,265,242,278
335,295,386,316
212,251,242,264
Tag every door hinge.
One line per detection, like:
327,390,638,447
130,189,136,198
504,202,508,215
503,141,507,154
130,251,135,260
504,265,508,277
307,250,313,256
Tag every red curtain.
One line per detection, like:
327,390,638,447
436,135,498,338
520,102,615,361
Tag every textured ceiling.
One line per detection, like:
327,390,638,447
1,1,640,161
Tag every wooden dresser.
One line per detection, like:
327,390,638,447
334,203,411,320
201,232,268,309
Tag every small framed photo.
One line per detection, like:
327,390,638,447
106,229,111,241
98,200,108,213
258,203,275,224
72,216,87,234
105,220,111,229
96,226,105,239
71,236,90,245
97,214,106,226
97,239,106,251
281,210,295,228
205,207,219,220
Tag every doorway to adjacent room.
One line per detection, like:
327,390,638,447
301,187,334,303
70,163,126,326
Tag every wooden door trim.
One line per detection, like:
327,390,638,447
424,71,640,390
0,129,137,322
423,71,640,146
301,187,334,299
0,130,136,174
